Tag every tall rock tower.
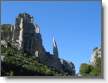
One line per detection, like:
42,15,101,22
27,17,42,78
13,13,45,56
53,36,58,57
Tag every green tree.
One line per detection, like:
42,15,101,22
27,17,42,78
79,55,102,77
80,63,93,76
90,55,102,76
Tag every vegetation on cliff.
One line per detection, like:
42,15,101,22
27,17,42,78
1,43,66,76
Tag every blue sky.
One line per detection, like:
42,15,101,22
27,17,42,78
1,1,101,73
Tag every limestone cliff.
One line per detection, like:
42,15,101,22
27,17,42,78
1,13,75,75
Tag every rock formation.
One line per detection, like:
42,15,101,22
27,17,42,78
1,13,75,75
90,47,101,66
53,36,58,57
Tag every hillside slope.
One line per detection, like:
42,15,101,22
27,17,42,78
1,42,69,76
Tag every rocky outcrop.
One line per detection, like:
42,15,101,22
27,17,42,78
13,13,46,56
1,24,14,41
1,13,75,75
90,47,101,66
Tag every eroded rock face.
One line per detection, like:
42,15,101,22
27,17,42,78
1,24,14,41
13,13,46,56
90,47,101,66
1,13,75,75
40,54,75,75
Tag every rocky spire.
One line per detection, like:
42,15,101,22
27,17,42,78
53,36,58,57
18,18,23,48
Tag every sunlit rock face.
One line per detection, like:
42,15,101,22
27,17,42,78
90,47,101,66
1,13,76,75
